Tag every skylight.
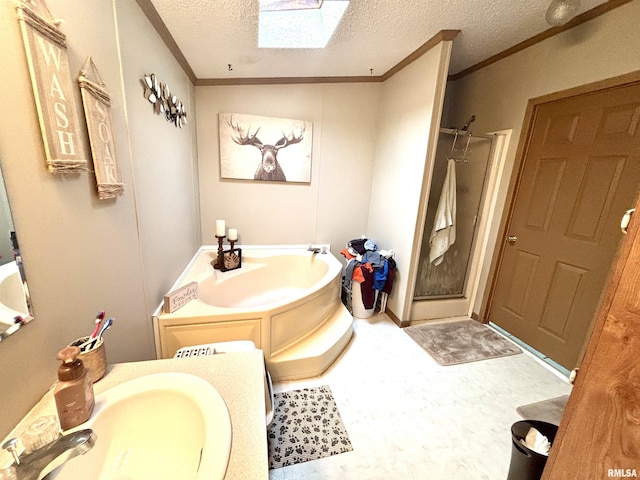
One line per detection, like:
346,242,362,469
258,0,349,49
260,0,324,12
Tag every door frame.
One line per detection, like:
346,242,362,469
478,69,640,363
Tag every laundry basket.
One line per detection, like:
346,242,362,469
351,284,377,319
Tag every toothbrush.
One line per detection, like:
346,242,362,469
89,310,106,339
96,317,113,342
85,318,113,351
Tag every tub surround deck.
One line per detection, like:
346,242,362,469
0,352,269,479
153,246,354,382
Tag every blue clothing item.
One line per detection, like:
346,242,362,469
364,239,379,252
373,261,388,290
362,251,385,268
362,251,389,290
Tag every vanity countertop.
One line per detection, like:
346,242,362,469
1,350,269,479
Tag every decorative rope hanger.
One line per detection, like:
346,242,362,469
78,57,125,199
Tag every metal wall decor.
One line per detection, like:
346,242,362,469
142,74,187,128
17,0,88,173
79,57,124,199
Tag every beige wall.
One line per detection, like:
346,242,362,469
446,0,640,315
367,41,452,321
196,83,380,254
115,0,201,316
0,0,199,436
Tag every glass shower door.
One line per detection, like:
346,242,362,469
414,129,494,299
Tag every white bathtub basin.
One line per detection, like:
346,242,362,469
50,372,232,480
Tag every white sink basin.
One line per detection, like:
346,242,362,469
50,372,232,480
0,261,29,317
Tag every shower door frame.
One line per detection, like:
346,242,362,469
409,128,512,322
413,128,497,301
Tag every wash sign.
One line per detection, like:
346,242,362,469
18,1,87,173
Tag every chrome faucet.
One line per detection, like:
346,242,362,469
2,429,96,480
307,245,327,254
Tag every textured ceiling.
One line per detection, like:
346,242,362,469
148,0,609,80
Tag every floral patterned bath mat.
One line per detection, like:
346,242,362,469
267,385,353,469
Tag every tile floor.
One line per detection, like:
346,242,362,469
269,314,572,480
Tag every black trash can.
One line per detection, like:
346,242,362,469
506,420,558,480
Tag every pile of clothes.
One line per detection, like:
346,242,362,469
341,238,396,313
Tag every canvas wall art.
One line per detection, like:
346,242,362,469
219,112,312,183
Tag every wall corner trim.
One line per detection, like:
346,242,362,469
380,30,460,82
386,308,408,328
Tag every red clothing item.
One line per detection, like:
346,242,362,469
340,248,356,260
352,262,373,284
353,265,365,283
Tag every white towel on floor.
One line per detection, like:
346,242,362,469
521,427,551,456
429,158,457,266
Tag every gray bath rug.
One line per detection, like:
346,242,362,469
267,385,353,469
517,395,569,425
404,319,522,366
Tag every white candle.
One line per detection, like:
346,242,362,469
215,220,225,237
228,228,238,241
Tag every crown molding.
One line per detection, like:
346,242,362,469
196,30,459,86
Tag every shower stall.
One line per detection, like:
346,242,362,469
414,127,496,311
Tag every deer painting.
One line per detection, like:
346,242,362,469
225,115,307,182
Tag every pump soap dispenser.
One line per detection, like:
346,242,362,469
54,346,95,431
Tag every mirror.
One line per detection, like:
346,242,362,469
0,168,32,342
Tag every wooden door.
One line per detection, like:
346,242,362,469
489,83,640,369
542,187,640,479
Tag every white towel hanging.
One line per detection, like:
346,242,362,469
429,158,457,266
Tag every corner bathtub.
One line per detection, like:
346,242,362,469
153,245,354,381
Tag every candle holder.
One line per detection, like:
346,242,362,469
211,236,242,272
213,235,225,270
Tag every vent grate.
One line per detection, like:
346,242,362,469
174,345,216,358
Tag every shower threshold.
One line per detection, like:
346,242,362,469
413,293,465,300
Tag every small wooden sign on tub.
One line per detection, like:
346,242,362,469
163,282,198,314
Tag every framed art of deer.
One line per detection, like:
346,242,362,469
219,112,312,183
